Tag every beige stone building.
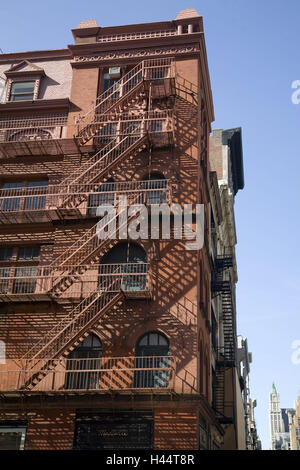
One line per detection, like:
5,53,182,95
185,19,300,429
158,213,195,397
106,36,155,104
209,128,246,449
287,393,300,450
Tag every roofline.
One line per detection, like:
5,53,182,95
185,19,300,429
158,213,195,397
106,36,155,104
0,49,71,65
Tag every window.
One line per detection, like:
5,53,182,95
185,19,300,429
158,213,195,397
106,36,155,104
212,368,218,411
0,247,13,261
211,307,217,351
65,334,102,390
150,120,163,133
0,180,48,212
0,182,23,211
24,180,48,210
142,173,167,205
97,123,117,145
0,422,27,450
0,246,40,295
17,246,40,260
13,267,38,294
10,81,35,101
87,179,115,216
103,72,121,98
99,242,147,292
134,332,170,388
0,267,10,294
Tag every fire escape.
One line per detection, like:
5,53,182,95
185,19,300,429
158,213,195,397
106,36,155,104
211,253,236,424
2,58,176,390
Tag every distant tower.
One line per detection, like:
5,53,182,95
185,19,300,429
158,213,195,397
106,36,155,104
269,382,283,449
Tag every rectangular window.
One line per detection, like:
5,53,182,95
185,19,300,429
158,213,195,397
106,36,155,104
10,81,35,101
0,182,23,211
98,123,117,145
0,267,10,294
17,246,40,260
150,120,163,133
0,247,13,261
103,73,120,97
13,267,37,294
24,180,48,210
0,180,48,212
0,423,27,450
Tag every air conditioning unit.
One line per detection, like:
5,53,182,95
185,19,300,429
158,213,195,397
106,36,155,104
109,67,121,79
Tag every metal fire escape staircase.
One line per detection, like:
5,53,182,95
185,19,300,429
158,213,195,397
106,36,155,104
211,254,236,424
57,125,148,214
19,59,175,389
76,58,175,146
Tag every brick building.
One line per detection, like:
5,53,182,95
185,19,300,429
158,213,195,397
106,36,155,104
0,9,245,450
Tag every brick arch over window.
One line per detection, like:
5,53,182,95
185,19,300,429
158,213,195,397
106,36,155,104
134,331,170,389
99,242,147,292
136,172,167,205
65,334,102,391
101,241,147,264
8,128,52,142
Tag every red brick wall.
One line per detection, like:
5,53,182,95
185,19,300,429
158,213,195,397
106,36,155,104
154,409,198,449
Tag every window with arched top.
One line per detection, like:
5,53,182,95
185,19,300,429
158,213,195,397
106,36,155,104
87,178,115,216
65,334,102,390
8,128,52,142
142,173,167,205
134,332,170,388
99,242,147,292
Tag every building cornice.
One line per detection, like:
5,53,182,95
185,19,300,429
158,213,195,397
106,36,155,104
68,34,203,64
0,49,71,65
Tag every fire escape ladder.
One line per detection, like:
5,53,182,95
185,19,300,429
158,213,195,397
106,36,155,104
48,189,146,297
20,281,123,389
212,252,236,424
59,126,148,210
75,58,174,145
214,357,234,425
76,62,145,146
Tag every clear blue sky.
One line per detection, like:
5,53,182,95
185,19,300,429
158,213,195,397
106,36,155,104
1,0,300,450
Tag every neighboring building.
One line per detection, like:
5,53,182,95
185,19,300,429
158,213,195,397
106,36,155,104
209,128,246,449
0,8,230,450
287,393,300,450
237,336,259,450
269,383,291,450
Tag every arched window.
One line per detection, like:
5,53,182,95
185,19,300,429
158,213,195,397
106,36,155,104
87,178,115,216
142,173,167,205
8,128,52,142
99,242,147,292
134,332,170,388
65,334,102,390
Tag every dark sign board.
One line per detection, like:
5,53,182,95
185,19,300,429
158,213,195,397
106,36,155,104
74,412,153,450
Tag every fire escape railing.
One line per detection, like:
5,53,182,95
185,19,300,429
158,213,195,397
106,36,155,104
0,179,171,213
211,253,235,424
0,356,175,392
75,58,175,145
0,263,151,298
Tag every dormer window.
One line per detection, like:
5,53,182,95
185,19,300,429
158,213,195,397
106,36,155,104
9,81,35,101
4,60,45,103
